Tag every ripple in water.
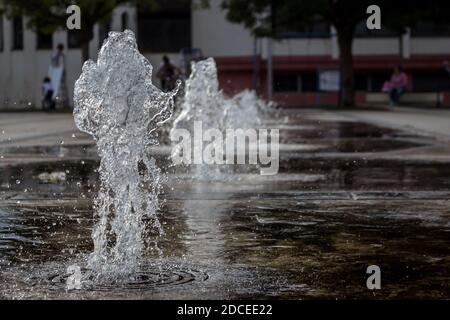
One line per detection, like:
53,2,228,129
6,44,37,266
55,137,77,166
43,263,209,292
73,30,179,279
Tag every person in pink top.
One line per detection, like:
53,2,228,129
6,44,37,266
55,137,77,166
388,65,408,105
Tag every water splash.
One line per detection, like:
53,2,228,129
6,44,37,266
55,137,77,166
225,89,269,129
73,30,178,278
172,58,268,133
170,58,227,180
170,58,269,180
171,58,227,134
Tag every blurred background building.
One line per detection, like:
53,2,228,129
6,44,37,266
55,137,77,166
1,0,450,109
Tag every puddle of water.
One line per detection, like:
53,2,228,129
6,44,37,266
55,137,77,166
0,196,449,299
0,144,97,160
277,121,408,139
2,157,450,196
0,118,449,299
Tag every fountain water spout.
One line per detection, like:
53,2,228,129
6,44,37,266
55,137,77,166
73,30,178,278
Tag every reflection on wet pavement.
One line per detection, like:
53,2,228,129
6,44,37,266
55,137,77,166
1,115,449,299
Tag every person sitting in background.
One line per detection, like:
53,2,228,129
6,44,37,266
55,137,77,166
387,65,408,105
156,55,181,92
443,60,450,77
42,77,55,111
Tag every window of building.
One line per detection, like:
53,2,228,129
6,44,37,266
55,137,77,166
121,12,129,31
369,72,392,92
0,15,4,52
274,72,405,93
301,73,318,92
342,72,392,92
274,73,319,93
12,16,24,50
412,71,450,92
138,0,191,52
274,74,299,92
278,21,330,38
68,29,82,48
354,21,397,37
355,73,369,91
411,22,450,37
36,31,53,50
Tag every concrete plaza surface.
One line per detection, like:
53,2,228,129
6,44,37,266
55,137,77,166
1,107,450,160
1,107,450,141
1,106,450,299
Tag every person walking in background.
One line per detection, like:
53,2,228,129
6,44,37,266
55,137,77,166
156,55,181,92
48,43,68,109
387,65,408,106
52,43,65,67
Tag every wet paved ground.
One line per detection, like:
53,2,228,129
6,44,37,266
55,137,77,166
0,109,449,299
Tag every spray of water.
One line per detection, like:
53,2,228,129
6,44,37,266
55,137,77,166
170,58,226,180
172,58,268,132
225,89,269,129
73,30,178,278
170,58,270,180
171,58,227,134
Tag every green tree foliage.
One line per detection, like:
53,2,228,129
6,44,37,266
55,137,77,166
0,0,157,62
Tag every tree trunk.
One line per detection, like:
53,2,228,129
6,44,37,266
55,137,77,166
80,25,94,64
336,27,355,107
81,41,90,64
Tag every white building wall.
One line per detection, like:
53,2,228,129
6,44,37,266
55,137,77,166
192,0,253,57
0,5,136,110
192,0,405,58
273,38,331,57
3,2,450,110
410,38,450,55
353,38,400,55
